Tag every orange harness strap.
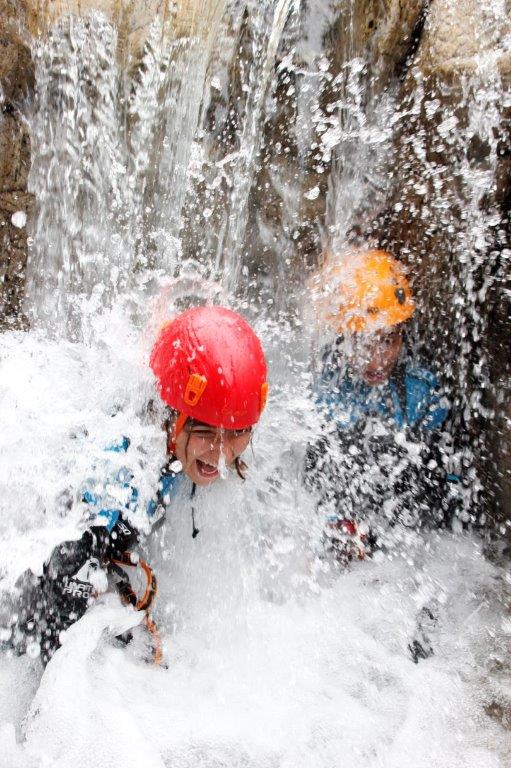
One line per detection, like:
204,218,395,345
111,552,163,665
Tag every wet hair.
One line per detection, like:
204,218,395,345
235,457,247,480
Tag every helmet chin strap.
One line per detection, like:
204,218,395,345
164,413,199,539
167,412,188,454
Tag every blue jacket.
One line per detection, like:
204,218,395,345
316,359,449,433
305,353,459,528
9,437,187,664
81,435,185,535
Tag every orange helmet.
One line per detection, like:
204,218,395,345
311,249,415,334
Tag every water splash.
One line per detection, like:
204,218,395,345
6,3,511,762
179,0,299,296
133,3,228,272
325,59,396,251
217,450,229,480
444,52,508,522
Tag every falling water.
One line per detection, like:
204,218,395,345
217,0,299,292
23,1,299,336
325,62,395,252
178,0,300,296
444,52,509,522
25,14,131,338
24,2,229,340
21,2,509,529
320,0,402,256
132,2,228,272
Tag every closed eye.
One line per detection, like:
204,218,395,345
189,429,217,438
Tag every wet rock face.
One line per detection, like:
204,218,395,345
0,0,225,327
327,0,427,86
484,274,511,538
187,0,429,304
418,0,511,74
381,0,511,528
0,0,33,327
24,0,225,51
0,24,33,101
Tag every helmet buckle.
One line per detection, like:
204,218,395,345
260,382,269,412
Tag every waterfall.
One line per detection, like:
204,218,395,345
20,1,510,527
132,2,228,273
444,53,509,521
216,0,299,293
23,0,299,338
24,1,228,340
1,2,511,764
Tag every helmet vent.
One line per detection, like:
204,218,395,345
184,374,208,406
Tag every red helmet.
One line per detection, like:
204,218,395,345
150,306,269,430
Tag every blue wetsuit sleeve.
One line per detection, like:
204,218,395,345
406,367,449,431
422,396,449,431
80,436,142,531
408,370,465,489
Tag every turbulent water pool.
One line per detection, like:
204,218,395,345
0,318,510,768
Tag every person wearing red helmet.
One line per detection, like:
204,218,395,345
3,306,268,665
150,306,268,485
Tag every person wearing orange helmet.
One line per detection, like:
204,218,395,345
4,306,268,665
306,249,460,575
311,249,416,387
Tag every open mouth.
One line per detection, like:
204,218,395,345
364,369,389,384
196,459,219,480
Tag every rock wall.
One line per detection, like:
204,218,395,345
25,0,224,50
380,0,511,530
180,0,429,302
0,0,33,326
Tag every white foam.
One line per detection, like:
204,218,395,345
0,324,509,767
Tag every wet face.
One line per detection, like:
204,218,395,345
349,326,403,386
173,420,252,486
